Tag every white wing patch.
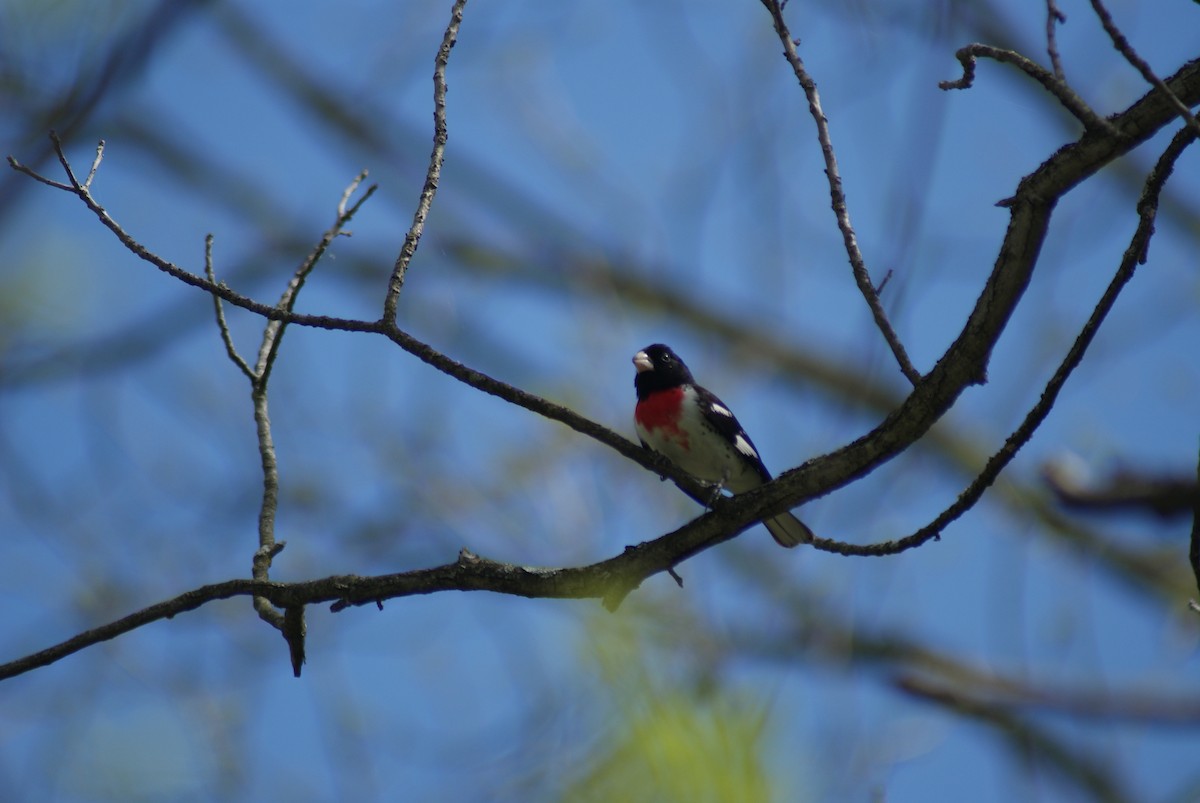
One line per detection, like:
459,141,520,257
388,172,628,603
734,433,759,460
709,402,734,417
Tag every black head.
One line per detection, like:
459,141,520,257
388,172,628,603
633,343,695,400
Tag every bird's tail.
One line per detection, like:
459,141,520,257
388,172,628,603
765,512,814,548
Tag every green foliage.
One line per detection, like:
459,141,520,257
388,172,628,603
562,611,784,803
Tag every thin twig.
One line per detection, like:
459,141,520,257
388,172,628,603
382,0,468,324
759,0,922,386
204,234,254,380
1045,0,1068,82
16,136,716,500
6,155,72,190
874,268,894,296
258,171,376,382
808,124,1197,557
51,132,81,186
83,139,105,190
940,44,1120,137
249,380,285,630
1088,0,1200,139
10,137,704,493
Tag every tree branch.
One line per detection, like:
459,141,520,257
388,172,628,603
15,53,1200,540
940,43,1120,137
204,234,255,380
6,133,713,501
758,0,922,386
806,123,1197,556
1088,0,1200,140
227,171,375,662
747,58,1200,547
0,505,762,683
9,56,1200,564
381,0,467,324
6,57,1200,673
1044,0,1068,82
259,169,375,383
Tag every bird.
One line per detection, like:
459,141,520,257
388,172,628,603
632,343,813,548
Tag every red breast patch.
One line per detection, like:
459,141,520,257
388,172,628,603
635,387,688,443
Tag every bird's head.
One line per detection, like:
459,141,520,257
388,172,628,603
633,343,695,398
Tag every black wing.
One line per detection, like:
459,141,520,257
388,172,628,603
693,385,773,483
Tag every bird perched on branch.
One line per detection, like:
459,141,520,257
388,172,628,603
632,343,813,548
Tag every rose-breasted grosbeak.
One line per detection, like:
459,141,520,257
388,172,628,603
633,343,813,548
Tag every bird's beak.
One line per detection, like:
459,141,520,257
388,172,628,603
632,351,653,373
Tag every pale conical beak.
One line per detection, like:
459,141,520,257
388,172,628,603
632,351,653,373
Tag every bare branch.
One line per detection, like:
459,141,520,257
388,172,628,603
0,508,765,682
940,44,1120,137
8,136,707,492
203,170,377,647
9,58,1200,571
82,139,105,190
1045,0,1068,82
258,170,376,383
382,0,468,324
51,131,84,187
873,268,894,296
806,123,1198,557
375,318,719,504
758,0,922,386
249,173,374,641
5,154,73,191
249,379,285,630
204,234,255,380
1089,0,1200,139
337,170,368,218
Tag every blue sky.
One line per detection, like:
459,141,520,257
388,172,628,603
1,1,1199,801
